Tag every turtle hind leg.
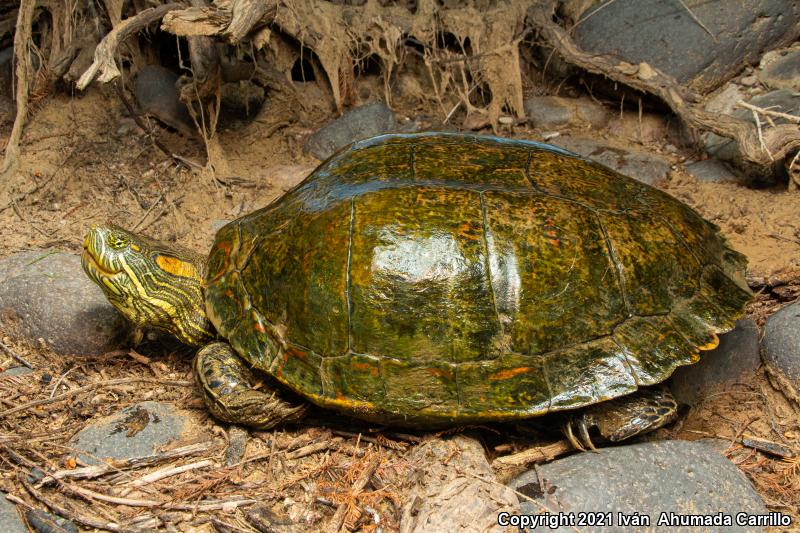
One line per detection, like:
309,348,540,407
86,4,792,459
563,387,679,450
194,342,308,429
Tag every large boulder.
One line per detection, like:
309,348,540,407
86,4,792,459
762,301,800,398
670,319,761,406
508,440,769,532
0,250,128,355
571,0,800,93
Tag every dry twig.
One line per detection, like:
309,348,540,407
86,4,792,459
0,338,34,369
0,377,191,419
38,441,215,484
330,454,381,532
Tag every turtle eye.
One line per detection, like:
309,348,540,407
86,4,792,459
107,232,129,249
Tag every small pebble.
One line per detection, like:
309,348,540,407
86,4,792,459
497,116,514,125
740,75,758,86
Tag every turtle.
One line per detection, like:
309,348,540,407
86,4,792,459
82,132,751,450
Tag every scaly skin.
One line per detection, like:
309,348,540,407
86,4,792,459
82,224,214,346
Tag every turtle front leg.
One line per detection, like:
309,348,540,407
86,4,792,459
194,342,308,429
563,387,679,451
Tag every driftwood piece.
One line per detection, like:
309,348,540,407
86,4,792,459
491,440,572,484
226,0,275,43
76,3,183,90
528,1,800,172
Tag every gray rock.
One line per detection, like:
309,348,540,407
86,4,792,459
550,137,671,185
400,435,518,533
135,65,196,137
759,47,800,91
0,366,33,378
762,301,800,385
525,96,572,128
524,96,610,130
305,102,396,160
685,159,743,183
509,440,767,533
0,493,26,533
573,0,800,93
70,401,197,465
740,75,758,87
705,89,800,162
671,319,760,406
706,84,748,115
0,250,128,355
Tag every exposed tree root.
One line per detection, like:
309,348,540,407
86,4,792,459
76,3,183,90
2,0,798,186
528,1,800,173
0,0,36,192
162,0,529,126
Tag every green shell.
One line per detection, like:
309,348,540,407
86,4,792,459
204,133,750,426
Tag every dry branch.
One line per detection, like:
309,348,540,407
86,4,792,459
528,1,800,172
38,441,215,484
76,3,183,90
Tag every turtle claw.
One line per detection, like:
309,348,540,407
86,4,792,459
564,419,585,452
577,418,598,452
563,415,598,452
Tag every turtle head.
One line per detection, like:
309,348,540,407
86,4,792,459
82,224,214,346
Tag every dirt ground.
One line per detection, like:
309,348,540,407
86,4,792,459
1,79,799,532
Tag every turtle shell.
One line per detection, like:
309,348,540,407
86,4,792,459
204,133,750,426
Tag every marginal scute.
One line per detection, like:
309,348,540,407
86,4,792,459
701,265,753,317
544,337,637,409
227,308,280,371
456,354,550,416
320,353,384,404
205,269,246,340
379,357,459,414
270,343,324,398
665,304,719,350
613,316,700,386
202,133,751,424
